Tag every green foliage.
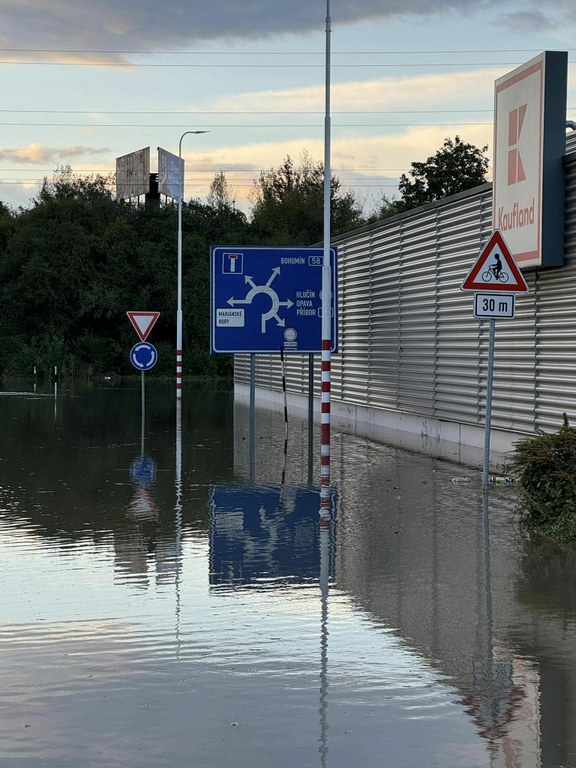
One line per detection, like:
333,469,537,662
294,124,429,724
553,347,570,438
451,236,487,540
366,194,406,223
0,167,250,380
250,152,365,244
396,136,489,212
0,158,366,380
508,414,576,544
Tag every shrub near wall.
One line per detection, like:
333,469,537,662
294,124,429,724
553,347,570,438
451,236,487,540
509,415,576,544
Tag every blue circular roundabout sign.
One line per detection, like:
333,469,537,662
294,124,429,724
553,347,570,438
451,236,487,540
130,342,158,371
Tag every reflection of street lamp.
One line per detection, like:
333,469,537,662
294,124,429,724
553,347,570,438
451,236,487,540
177,130,209,400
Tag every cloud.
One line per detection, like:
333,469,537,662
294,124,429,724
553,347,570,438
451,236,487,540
207,68,502,114
0,143,110,164
492,0,576,34
185,119,494,212
0,0,520,61
494,10,556,33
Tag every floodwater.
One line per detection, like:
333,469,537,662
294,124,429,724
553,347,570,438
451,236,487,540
0,381,575,768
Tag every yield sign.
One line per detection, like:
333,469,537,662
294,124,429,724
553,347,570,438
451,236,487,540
461,230,529,293
127,311,160,341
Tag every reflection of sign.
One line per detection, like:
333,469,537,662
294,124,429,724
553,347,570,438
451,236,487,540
116,147,150,200
493,51,567,267
130,455,158,487
130,342,158,371
210,246,338,354
127,311,160,341
209,485,335,587
461,230,529,293
463,659,523,742
128,487,158,521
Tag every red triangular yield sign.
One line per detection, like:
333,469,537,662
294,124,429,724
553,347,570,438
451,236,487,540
461,230,529,293
127,311,160,341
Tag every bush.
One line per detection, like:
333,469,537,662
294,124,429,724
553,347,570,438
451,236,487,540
509,414,576,544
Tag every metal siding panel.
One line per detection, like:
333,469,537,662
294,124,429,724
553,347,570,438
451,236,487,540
534,156,576,428
236,143,576,444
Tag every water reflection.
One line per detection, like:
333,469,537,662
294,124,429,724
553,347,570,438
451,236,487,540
128,455,158,520
116,379,163,587
460,493,541,765
319,511,330,768
232,402,570,767
210,481,335,764
0,385,575,766
209,484,334,587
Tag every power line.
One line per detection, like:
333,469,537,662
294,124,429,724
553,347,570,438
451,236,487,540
0,47,573,55
0,121,493,128
0,60,554,68
0,109,495,115
0,167,409,172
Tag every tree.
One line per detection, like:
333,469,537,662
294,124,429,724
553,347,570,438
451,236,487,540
396,136,489,211
36,165,115,206
203,171,249,243
366,194,406,223
207,170,235,212
249,152,365,245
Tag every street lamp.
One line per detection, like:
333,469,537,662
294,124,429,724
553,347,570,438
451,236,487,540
177,130,209,400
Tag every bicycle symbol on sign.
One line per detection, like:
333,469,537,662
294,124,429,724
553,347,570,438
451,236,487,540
481,252,509,283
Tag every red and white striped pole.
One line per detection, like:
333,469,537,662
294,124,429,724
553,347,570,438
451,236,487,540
176,169,183,399
320,0,332,520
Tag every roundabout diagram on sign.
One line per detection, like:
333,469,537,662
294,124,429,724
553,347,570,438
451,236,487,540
227,268,294,333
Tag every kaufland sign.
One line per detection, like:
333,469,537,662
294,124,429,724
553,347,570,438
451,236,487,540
493,51,567,268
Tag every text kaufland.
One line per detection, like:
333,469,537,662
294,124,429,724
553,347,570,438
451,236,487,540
497,199,535,232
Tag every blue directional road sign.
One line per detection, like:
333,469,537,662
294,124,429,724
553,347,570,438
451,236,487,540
210,246,338,354
130,342,158,371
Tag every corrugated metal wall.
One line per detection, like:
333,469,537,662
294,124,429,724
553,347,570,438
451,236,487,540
235,148,576,438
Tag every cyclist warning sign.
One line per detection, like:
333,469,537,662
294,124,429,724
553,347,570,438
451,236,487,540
461,229,529,293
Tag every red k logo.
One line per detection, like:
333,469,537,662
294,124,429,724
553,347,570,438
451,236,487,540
508,105,527,185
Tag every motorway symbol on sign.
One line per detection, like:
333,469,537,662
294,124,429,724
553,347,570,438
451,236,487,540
210,246,338,354
474,292,515,319
130,342,158,371
127,311,160,341
461,230,529,293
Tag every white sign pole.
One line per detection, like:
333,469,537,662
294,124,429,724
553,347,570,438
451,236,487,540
176,131,209,401
482,318,496,488
461,229,528,487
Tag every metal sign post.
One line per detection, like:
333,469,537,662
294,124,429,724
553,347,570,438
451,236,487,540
174,132,209,401
482,319,496,488
461,231,529,487
211,245,337,487
127,313,160,472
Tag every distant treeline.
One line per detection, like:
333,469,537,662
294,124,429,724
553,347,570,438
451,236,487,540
0,158,366,379
0,139,488,379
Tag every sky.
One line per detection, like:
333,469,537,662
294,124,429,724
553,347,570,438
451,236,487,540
0,0,575,215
